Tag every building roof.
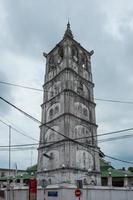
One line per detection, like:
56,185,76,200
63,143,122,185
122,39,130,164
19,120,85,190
0,168,26,172
0,173,34,181
101,168,133,178
46,23,93,57
100,159,133,178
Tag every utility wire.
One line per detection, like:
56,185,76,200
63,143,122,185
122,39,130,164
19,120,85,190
0,117,39,141
1,103,133,146
0,132,132,151
1,80,133,105
0,81,42,91
1,95,133,149
98,134,133,143
1,126,133,148
0,96,133,164
0,118,38,142
0,143,38,148
0,131,133,148
0,147,37,151
0,96,133,144
95,98,133,105
105,155,133,165
0,96,95,149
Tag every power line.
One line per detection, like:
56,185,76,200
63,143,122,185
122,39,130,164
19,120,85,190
1,95,133,144
0,81,42,91
105,155,133,165
55,127,133,141
0,130,133,149
0,109,133,147
0,147,37,151
1,80,133,105
0,143,38,148
0,117,39,141
0,125,133,148
0,118,38,142
98,133,133,143
0,96,95,149
95,98,133,105
1,96,133,165
0,134,132,164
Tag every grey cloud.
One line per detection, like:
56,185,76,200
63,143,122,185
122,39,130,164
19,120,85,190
2,0,68,57
1,0,133,168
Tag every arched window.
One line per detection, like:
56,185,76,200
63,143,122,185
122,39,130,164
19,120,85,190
54,106,59,114
49,108,53,118
45,126,61,142
48,81,61,100
57,46,64,64
49,55,55,71
83,108,88,116
74,125,92,144
49,55,54,65
74,102,89,120
72,46,78,62
58,46,64,59
80,52,87,69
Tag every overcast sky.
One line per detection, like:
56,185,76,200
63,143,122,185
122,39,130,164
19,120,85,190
0,0,133,170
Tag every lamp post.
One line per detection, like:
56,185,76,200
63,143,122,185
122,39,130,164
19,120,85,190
108,171,112,187
9,126,11,177
124,174,128,187
7,126,11,200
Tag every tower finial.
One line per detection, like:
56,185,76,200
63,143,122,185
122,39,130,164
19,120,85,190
67,21,70,29
63,21,74,39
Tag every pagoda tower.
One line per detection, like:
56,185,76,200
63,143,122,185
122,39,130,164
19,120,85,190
37,23,101,186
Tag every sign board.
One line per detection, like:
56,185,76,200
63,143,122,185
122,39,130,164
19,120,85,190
48,191,58,197
75,189,82,197
29,179,37,200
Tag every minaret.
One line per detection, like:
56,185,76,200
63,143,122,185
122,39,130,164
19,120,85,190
37,23,101,186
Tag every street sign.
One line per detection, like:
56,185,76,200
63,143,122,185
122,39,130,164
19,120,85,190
75,189,82,197
48,191,58,197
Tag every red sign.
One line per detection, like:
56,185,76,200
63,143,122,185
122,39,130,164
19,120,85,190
29,179,37,193
75,189,82,197
29,179,37,200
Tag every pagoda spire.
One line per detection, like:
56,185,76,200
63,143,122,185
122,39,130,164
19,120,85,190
63,21,74,39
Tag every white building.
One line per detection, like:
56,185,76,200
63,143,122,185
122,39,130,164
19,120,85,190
0,168,26,178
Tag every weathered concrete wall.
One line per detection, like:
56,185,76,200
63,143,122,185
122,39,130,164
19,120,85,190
37,186,133,200
5,189,29,200
1,186,133,200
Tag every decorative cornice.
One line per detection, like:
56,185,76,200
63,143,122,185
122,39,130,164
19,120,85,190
43,67,94,87
37,167,101,174
41,89,96,107
40,113,98,128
